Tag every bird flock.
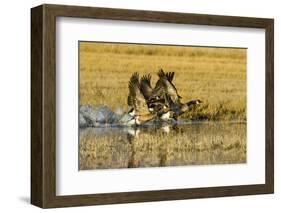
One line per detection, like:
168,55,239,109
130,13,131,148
126,68,202,126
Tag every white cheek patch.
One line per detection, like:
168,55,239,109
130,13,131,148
161,112,171,120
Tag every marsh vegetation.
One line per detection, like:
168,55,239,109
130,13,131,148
80,42,246,121
79,42,247,169
80,122,246,170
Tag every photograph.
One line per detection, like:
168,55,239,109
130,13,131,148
30,4,274,208
78,42,247,170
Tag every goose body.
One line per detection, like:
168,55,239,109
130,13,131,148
148,69,202,120
127,72,156,125
150,69,181,104
166,94,202,118
79,69,202,128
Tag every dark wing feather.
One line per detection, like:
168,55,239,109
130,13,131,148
157,69,174,82
157,69,166,79
140,74,153,100
128,73,150,115
151,69,181,103
150,69,167,98
127,95,133,108
166,72,174,82
127,72,139,107
161,78,180,104
165,71,181,98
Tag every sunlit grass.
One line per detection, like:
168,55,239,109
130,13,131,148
80,123,246,170
79,42,246,121
79,42,247,169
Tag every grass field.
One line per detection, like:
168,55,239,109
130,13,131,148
79,42,247,121
79,42,247,169
80,122,246,170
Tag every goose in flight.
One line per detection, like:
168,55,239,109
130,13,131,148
139,74,167,110
140,74,153,101
150,68,202,119
140,72,176,121
147,69,182,107
165,94,202,119
127,72,175,124
127,72,156,125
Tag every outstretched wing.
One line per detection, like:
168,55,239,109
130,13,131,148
128,72,150,115
151,69,167,99
165,71,174,82
140,74,153,100
157,68,174,82
127,72,139,108
151,69,181,104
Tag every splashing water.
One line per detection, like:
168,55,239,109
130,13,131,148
79,105,134,128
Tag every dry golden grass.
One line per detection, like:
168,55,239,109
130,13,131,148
79,42,246,121
80,123,246,170
79,42,247,169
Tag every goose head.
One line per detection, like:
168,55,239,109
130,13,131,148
181,99,202,112
189,99,202,105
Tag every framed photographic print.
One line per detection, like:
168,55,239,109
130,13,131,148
31,4,274,208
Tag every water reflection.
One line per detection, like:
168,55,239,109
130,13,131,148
79,121,246,170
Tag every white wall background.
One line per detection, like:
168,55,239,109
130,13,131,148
0,0,279,212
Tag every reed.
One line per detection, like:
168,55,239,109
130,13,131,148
79,42,246,121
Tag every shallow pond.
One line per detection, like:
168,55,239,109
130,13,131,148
79,121,246,170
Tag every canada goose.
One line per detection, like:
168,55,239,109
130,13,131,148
138,72,169,112
127,72,156,125
155,104,176,122
165,94,202,119
140,74,155,112
128,70,202,123
141,70,175,100
150,69,181,104
150,68,202,119
140,74,153,101
187,99,203,107
145,69,179,114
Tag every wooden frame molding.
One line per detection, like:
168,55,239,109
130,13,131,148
31,4,274,208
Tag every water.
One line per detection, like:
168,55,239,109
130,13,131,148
79,121,246,170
